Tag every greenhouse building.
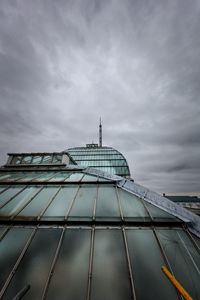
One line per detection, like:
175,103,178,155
0,142,199,299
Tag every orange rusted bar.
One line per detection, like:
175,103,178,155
162,266,193,300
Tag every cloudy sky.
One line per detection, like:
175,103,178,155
0,0,200,195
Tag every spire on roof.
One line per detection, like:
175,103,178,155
99,117,102,147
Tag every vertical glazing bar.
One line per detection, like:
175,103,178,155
185,228,200,253
0,225,12,241
64,186,80,220
152,228,183,300
86,226,95,300
92,184,98,221
115,186,124,221
122,227,137,300
41,227,65,300
0,227,38,298
37,186,62,221
177,231,200,275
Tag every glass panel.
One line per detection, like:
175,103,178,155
69,185,97,220
52,154,62,163
91,229,131,300
48,172,71,182
21,156,32,164
81,174,98,182
16,187,59,219
31,156,42,164
157,229,200,299
0,187,24,208
0,186,8,195
65,173,84,182
144,201,178,221
126,229,179,300
0,227,33,290
2,228,61,300
119,189,150,221
11,156,22,165
17,172,42,182
45,229,91,300
34,172,56,181
42,186,78,220
0,175,10,181
0,187,39,218
96,185,120,220
41,155,52,164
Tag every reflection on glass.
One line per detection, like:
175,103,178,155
0,187,24,208
17,187,59,219
0,227,32,290
2,228,61,300
91,229,131,300
69,185,97,220
96,185,120,219
157,229,200,300
126,229,179,300
119,189,149,221
46,229,91,300
42,186,78,220
0,187,39,217
65,173,84,182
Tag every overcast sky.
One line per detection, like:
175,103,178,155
0,0,200,195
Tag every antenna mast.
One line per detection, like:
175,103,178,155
99,118,102,147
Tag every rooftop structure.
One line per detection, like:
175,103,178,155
0,138,199,299
68,145,131,177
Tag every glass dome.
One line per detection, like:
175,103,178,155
67,144,131,177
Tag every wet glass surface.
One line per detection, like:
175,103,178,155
42,186,78,219
0,227,33,290
46,228,91,300
157,229,200,300
126,229,179,300
0,187,39,218
69,185,97,220
91,229,131,300
96,185,120,219
2,228,61,300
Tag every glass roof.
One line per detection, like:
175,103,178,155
0,151,199,299
67,146,131,177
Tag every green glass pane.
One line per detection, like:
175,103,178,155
69,185,97,220
126,229,179,300
0,187,24,208
119,189,150,221
0,187,39,218
157,229,200,299
42,186,78,220
2,228,61,300
17,187,59,219
96,185,120,220
144,201,178,221
0,227,33,290
45,229,91,300
65,173,84,182
91,229,131,300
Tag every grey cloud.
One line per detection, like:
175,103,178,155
0,0,200,194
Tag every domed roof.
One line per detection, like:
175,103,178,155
67,144,131,177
